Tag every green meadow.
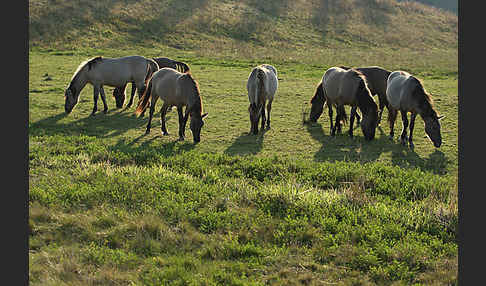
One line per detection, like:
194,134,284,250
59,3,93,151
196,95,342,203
29,0,457,285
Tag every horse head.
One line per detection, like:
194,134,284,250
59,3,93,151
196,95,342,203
309,86,325,123
190,112,208,143
64,87,78,114
360,106,379,141
424,114,444,148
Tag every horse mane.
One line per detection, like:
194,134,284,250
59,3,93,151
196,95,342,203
181,72,203,115
350,69,376,114
310,81,324,105
68,56,103,91
411,76,437,117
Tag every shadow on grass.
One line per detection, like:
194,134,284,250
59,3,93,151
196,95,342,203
224,129,266,156
29,108,172,139
305,121,449,175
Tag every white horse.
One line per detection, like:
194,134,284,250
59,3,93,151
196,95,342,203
64,56,159,115
386,71,444,148
246,64,278,134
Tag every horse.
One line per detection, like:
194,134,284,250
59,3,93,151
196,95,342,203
64,56,159,115
339,66,391,125
309,66,391,126
113,57,190,109
386,71,444,148
135,68,208,143
246,64,278,135
311,67,379,140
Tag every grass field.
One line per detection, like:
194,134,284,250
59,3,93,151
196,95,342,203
29,0,458,285
29,47,458,285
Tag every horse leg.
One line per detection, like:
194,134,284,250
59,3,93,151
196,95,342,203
378,98,385,125
329,104,335,136
91,86,100,116
400,110,409,146
181,107,191,138
266,100,272,129
388,108,397,141
126,82,137,108
99,86,109,114
348,106,357,137
408,113,417,149
145,94,159,135
355,111,361,125
177,106,185,141
160,103,170,136
336,106,343,134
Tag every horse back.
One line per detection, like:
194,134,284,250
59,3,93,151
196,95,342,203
386,71,420,111
88,56,151,86
323,67,362,105
356,66,391,96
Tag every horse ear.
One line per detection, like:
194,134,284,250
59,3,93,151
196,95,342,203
202,113,208,119
438,115,445,120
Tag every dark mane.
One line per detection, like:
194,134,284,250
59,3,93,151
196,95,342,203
411,76,437,117
349,68,377,114
87,56,103,70
181,72,203,115
67,56,103,93
310,81,324,104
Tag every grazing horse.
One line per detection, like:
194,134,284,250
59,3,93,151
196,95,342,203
64,56,159,115
311,67,379,140
246,64,278,135
339,66,391,125
113,57,190,109
135,68,208,143
386,71,444,148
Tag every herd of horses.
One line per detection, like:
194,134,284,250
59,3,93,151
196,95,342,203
63,55,444,147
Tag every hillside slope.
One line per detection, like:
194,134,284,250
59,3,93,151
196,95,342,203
29,0,457,71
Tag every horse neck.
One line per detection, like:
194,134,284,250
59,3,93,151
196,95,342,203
70,71,88,95
187,90,202,117
356,81,376,115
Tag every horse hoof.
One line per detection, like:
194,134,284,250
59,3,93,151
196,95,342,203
103,109,108,114
409,142,415,149
145,130,150,135
177,137,184,141
163,132,169,136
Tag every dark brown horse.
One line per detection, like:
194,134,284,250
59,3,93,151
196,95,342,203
386,71,444,148
113,57,190,110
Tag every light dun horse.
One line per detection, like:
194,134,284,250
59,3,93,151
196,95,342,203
247,64,278,135
135,68,208,143
386,71,444,148
64,56,159,115
339,66,391,125
310,67,379,140
113,57,190,109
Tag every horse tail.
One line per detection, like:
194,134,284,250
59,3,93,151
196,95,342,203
256,68,265,104
135,78,153,116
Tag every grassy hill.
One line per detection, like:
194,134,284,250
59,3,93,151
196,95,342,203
29,0,458,285
29,0,457,73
